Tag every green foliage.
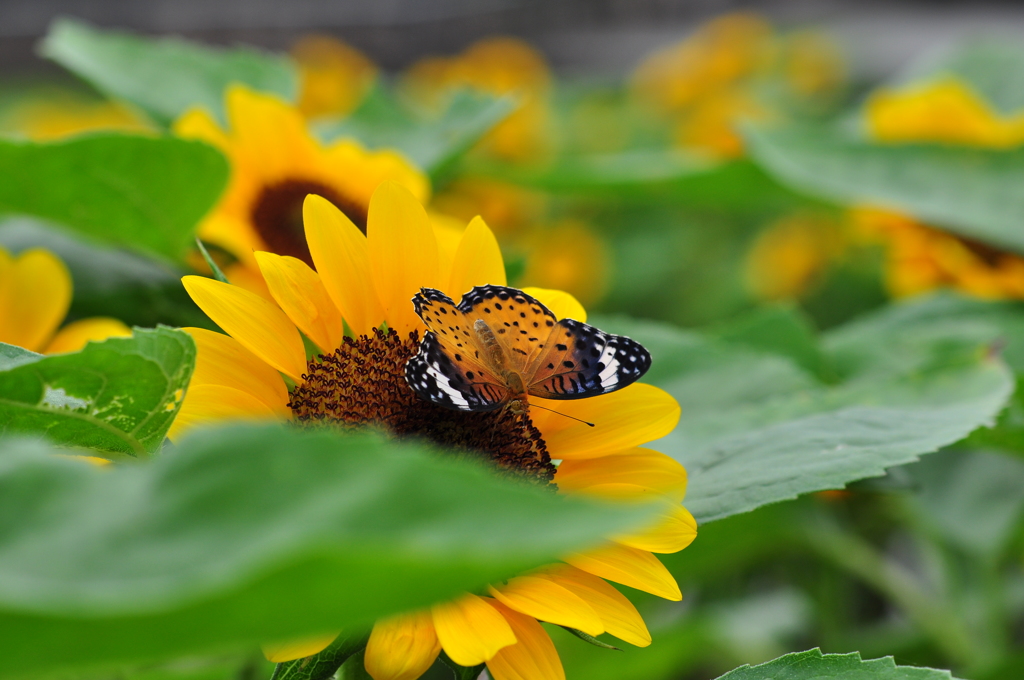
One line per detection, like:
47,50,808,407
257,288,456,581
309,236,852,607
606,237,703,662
717,649,958,679
0,135,228,263
897,39,1024,115
270,632,368,680
745,123,1024,254
40,17,298,125
0,327,194,456
597,300,1014,522
0,423,659,678
316,86,517,179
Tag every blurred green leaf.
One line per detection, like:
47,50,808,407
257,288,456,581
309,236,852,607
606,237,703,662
40,17,298,125
897,38,1024,115
316,86,517,179
716,648,958,679
597,300,1014,523
0,344,42,371
271,632,367,680
0,327,194,456
0,134,228,263
0,424,659,677
745,123,1024,254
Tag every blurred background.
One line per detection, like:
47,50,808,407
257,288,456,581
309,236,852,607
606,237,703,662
6,2,1024,680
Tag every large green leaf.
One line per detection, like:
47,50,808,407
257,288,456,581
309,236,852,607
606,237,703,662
0,327,195,456
40,17,297,125
717,648,957,680
316,86,517,179
0,134,228,262
597,300,1014,523
0,424,659,677
745,123,1024,254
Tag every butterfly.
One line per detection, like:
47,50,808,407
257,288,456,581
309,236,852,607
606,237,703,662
404,285,651,413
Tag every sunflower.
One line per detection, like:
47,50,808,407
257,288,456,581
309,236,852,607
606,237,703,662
290,35,378,120
745,211,846,301
172,182,695,680
172,85,430,296
859,77,1024,299
0,246,131,353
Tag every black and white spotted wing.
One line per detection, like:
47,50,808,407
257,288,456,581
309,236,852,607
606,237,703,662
404,331,508,411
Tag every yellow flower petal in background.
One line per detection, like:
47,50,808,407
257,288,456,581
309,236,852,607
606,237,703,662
182,276,307,381
367,182,442,334
292,34,377,120
565,543,681,601
485,600,565,680
540,565,651,647
44,317,132,354
225,86,319,177
261,632,339,663
431,593,516,667
535,384,680,460
488,575,603,635
521,287,586,323
445,216,507,299
365,611,441,680
556,448,689,502
169,385,288,441
0,248,72,352
255,251,344,353
182,328,290,413
304,194,384,337
614,502,698,554
172,106,230,150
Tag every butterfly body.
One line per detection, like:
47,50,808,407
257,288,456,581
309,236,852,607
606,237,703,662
405,285,651,414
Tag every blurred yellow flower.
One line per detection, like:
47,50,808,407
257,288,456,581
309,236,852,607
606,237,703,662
745,212,846,301
402,37,553,162
521,220,612,307
1,92,152,140
291,35,378,120
173,85,429,296
431,178,547,238
781,30,846,98
173,182,695,679
0,246,130,353
866,77,1024,148
673,87,772,158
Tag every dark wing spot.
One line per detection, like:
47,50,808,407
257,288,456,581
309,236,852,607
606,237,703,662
563,361,575,368
556,343,568,351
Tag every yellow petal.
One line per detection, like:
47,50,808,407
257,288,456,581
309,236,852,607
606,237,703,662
182,275,307,382
446,216,506,299
520,287,586,323
0,248,71,352
484,600,565,680
262,632,339,663
534,384,680,460
304,194,384,336
556,448,688,502
367,182,441,334
225,85,319,179
614,502,698,554
488,575,603,635
365,611,441,680
168,384,285,441
564,543,681,601
431,212,465,283
255,251,344,353
431,593,516,667
44,317,132,354
539,565,651,648
183,327,290,413
172,106,229,150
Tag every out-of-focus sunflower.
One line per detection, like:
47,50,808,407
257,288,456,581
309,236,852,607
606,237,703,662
520,220,612,308
0,246,131,353
745,212,846,301
0,91,152,140
173,182,695,680
401,37,553,162
290,34,378,120
860,76,1024,299
173,85,429,296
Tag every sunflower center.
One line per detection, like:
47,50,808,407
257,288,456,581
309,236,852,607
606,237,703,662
251,180,368,267
288,328,556,485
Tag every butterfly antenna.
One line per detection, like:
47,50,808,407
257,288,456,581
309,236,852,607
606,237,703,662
529,402,595,427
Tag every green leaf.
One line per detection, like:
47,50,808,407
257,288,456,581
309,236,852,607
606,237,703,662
271,632,367,680
40,17,298,125
0,326,195,456
0,343,42,371
716,648,958,680
316,86,517,179
0,134,228,263
596,300,1014,523
745,123,1024,254
0,424,660,677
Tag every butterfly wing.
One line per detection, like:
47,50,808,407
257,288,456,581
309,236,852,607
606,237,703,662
405,331,508,411
526,318,652,399
456,285,559,373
